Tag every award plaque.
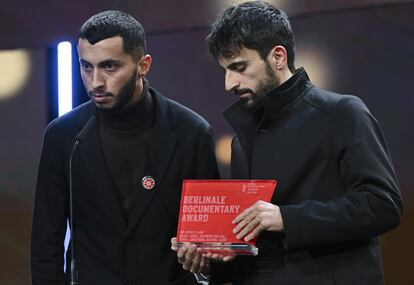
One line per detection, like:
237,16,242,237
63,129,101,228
176,180,277,256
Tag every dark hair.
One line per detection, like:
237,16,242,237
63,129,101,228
206,1,296,72
78,10,146,61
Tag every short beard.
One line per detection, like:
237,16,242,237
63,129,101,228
97,70,138,113
243,60,278,111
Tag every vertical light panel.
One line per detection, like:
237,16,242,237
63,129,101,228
57,41,73,272
57,42,73,116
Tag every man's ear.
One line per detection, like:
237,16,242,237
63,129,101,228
137,54,152,77
268,45,288,70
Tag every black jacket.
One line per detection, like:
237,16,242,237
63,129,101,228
213,68,402,285
31,88,220,285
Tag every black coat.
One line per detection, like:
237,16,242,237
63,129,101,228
213,69,402,285
31,89,220,285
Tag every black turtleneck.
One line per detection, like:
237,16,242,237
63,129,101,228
98,81,153,223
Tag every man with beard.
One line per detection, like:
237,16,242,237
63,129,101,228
31,10,219,285
173,1,402,284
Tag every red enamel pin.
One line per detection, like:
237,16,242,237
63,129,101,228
142,176,155,190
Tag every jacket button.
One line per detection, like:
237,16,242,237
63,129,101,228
299,78,305,88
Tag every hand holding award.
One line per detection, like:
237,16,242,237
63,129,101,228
175,180,277,256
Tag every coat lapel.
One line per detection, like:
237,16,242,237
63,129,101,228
76,114,126,232
125,90,178,237
223,101,256,177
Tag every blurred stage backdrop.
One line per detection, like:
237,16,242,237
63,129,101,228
0,0,413,284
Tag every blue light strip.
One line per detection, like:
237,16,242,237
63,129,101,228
57,42,73,116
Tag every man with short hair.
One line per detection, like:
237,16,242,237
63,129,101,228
31,10,219,285
174,2,402,284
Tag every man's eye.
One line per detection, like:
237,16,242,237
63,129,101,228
81,63,92,70
236,66,246,72
104,63,118,71
233,65,246,72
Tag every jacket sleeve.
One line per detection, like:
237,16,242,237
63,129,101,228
31,124,68,285
193,123,221,179
280,95,403,250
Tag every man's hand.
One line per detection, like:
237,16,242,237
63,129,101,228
232,200,284,241
203,251,236,262
171,238,235,274
171,238,210,274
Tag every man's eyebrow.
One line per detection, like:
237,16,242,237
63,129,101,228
79,59,90,64
79,58,122,66
98,59,122,66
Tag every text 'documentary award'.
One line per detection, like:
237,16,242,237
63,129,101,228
176,180,277,256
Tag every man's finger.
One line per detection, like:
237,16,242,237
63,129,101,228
232,204,255,224
190,248,203,272
171,237,178,251
177,243,192,264
244,222,263,241
236,217,260,240
233,208,258,234
182,244,197,270
177,245,189,264
222,254,236,262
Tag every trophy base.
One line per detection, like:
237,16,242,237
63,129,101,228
176,242,258,256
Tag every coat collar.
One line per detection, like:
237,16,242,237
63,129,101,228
262,67,310,120
223,67,311,130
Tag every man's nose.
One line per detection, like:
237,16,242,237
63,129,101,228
225,70,239,92
91,70,105,90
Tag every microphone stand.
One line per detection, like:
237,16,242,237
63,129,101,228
69,140,80,285
68,115,96,285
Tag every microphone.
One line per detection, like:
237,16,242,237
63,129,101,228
68,115,96,285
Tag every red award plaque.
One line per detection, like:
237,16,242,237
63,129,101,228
176,180,277,256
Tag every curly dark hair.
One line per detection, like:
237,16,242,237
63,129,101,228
206,1,296,72
78,10,146,61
